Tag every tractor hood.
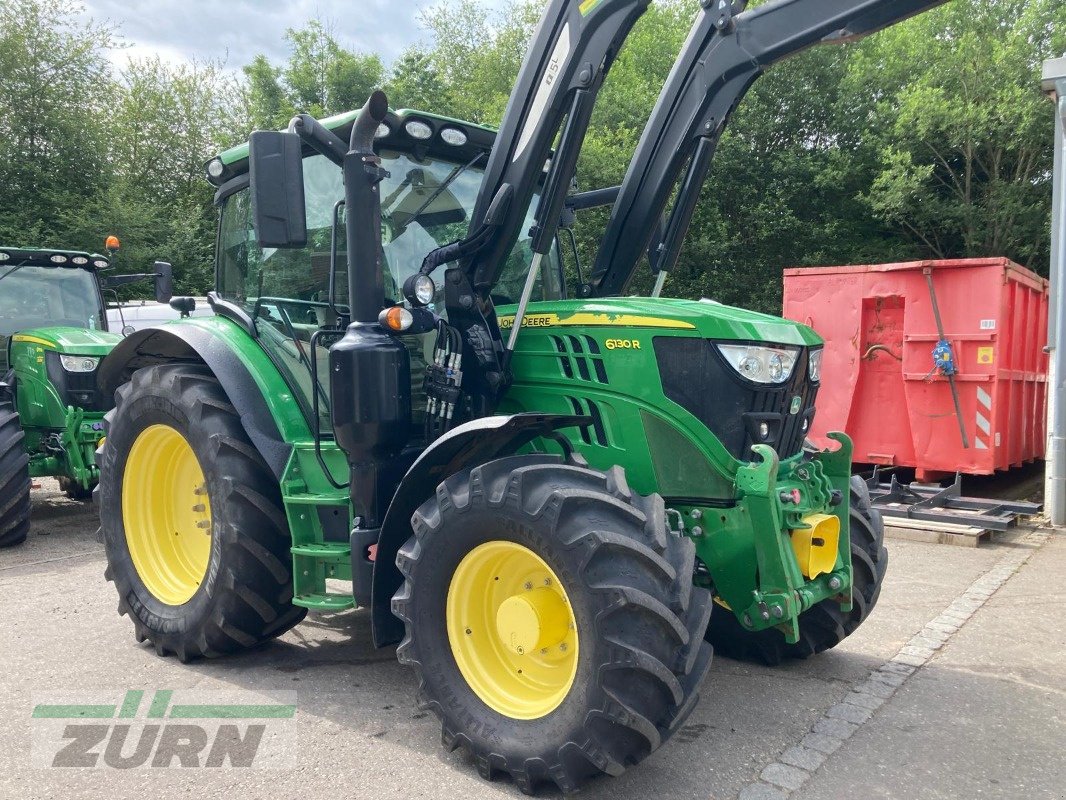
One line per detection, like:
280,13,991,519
499,298,823,347
9,327,121,356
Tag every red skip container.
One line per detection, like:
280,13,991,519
782,258,1048,480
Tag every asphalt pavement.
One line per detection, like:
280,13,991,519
0,480,1061,800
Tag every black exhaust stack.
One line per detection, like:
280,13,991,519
329,91,411,542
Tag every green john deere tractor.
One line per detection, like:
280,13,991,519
95,0,944,791
0,244,171,547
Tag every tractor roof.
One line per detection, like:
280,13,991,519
0,247,111,269
207,107,498,188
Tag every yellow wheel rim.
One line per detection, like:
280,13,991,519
122,424,212,605
446,541,579,720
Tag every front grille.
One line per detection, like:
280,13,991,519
653,337,818,461
45,352,109,412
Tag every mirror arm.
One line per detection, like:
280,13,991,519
289,113,347,167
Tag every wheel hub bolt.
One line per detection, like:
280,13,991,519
524,581,533,591
771,605,784,619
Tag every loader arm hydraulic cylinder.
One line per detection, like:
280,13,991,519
589,0,948,297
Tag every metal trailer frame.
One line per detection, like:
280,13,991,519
867,469,1041,531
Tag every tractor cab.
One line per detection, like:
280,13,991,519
0,248,113,374
203,108,565,432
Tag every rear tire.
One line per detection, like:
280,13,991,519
705,476,888,665
393,455,713,793
0,396,31,548
98,364,306,661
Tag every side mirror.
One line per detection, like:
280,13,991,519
249,131,307,248
154,261,173,303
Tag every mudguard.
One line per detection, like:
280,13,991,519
96,325,292,480
370,412,588,647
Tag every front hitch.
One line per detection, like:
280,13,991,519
731,433,854,643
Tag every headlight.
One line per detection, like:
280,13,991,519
206,158,225,180
808,348,823,382
403,273,436,307
717,344,799,385
50,254,68,264
60,355,100,373
375,123,391,139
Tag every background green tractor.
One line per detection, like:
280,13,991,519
95,0,940,792
0,244,171,547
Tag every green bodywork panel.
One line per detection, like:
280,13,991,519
176,298,856,639
491,298,851,641
7,327,120,488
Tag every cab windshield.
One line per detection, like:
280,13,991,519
217,150,564,311
0,265,104,336
215,148,564,432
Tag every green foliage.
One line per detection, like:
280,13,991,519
242,19,385,128
0,0,114,244
0,0,241,297
0,0,1059,315
854,0,1065,271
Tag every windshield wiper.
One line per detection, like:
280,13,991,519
393,152,485,236
0,262,30,286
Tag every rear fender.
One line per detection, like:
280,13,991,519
370,413,589,647
96,323,295,480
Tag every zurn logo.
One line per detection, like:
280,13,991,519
31,690,296,769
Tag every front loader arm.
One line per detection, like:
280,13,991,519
589,0,948,296
428,0,650,416
462,0,650,293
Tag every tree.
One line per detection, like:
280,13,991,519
386,49,447,111
80,57,244,294
242,19,385,130
854,0,1066,271
0,0,114,246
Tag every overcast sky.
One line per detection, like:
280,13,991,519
77,0,511,71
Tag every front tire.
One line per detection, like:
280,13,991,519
393,455,713,793
0,396,31,548
705,476,888,665
98,364,306,661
